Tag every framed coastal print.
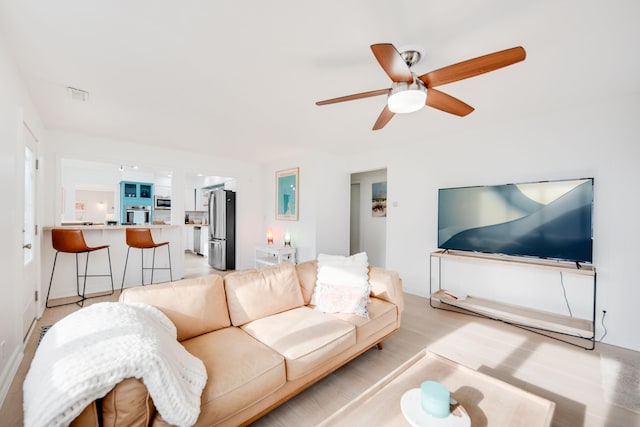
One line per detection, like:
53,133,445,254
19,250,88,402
276,167,299,221
372,181,387,217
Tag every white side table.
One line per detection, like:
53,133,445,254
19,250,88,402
255,245,297,268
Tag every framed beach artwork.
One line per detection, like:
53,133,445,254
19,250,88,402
276,167,299,221
372,181,387,217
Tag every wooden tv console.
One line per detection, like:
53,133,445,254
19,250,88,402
429,250,597,350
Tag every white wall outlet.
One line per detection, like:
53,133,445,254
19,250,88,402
0,340,5,361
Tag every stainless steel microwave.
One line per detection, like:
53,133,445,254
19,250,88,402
154,196,171,210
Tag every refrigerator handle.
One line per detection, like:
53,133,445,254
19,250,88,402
208,191,214,237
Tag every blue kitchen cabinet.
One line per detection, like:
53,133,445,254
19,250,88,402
120,181,154,223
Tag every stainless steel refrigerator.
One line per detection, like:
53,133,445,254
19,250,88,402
208,189,236,270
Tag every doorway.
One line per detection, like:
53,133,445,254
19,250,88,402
350,168,387,268
22,123,38,340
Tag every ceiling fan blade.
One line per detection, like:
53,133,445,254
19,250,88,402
371,44,413,83
426,88,474,116
372,105,395,130
419,46,526,88
316,88,389,106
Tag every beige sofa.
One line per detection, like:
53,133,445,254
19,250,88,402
71,260,403,427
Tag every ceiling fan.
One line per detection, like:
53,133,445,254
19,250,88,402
316,43,526,130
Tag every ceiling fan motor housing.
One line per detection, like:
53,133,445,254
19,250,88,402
387,80,427,114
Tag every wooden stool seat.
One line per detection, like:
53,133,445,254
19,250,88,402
46,229,114,308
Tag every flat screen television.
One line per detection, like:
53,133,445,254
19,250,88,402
437,178,594,264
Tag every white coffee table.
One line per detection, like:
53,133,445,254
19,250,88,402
320,350,555,427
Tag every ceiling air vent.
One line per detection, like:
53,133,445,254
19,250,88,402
67,86,89,102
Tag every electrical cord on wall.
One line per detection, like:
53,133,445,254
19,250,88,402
559,271,573,317
559,272,606,343
598,310,608,342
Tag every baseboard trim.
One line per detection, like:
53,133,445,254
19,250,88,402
0,345,24,409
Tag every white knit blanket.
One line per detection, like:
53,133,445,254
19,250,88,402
23,302,207,427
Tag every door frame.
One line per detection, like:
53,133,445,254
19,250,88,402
349,168,387,267
22,121,39,340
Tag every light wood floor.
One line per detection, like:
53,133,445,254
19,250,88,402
2,256,638,427
251,297,640,427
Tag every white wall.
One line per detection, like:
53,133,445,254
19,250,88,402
263,151,349,263
0,35,45,405
351,169,387,268
346,93,640,351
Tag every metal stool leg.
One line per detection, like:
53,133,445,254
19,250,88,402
150,247,157,285
75,253,81,297
76,251,91,307
79,248,114,302
167,243,173,282
106,247,114,295
148,244,172,284
46,251,60,308
46,251,88,308
121,246,131,292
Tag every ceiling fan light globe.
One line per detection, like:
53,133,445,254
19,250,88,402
387,82,426,114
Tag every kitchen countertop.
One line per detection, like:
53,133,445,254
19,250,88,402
43,224,181,231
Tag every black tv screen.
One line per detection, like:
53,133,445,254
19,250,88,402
438,178,594,263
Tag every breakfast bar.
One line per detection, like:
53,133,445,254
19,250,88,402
42,225,184,301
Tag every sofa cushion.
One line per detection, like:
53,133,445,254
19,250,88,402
311,253,371,317
330,297,398,344
120,274,230,341
182,327,286,424
225,263,304,326
241,306,356,381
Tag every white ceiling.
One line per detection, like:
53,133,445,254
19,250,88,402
1,1,638,162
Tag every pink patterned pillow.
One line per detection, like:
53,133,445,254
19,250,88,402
313,283,370,317
312,253,370,318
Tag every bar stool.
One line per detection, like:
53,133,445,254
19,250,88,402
46,229,114,308
120,228,173,291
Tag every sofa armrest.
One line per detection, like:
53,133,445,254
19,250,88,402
368,266,404,313
102,378,155,427
70,378,155,427
70,402,99,427
295,260,318,304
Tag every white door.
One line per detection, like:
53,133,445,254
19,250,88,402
22,124,37,340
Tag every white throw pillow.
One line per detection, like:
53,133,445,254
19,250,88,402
311,252,370,318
